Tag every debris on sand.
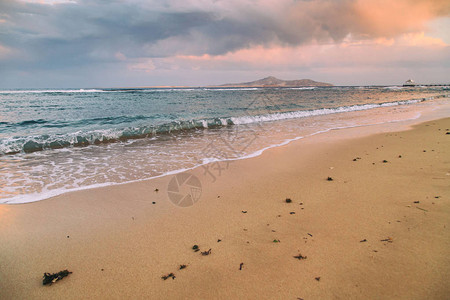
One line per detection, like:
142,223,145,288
179,265,187,270
239,263,244,270
315,277,321,281
293,254,307,260
161,273,175,280
360,239,367,243
42,270,72,286
201,249,212,256
382,160,388,163
285,198,292,203
416,207,428,212
192,245,200,252
154,188,159,192
380,237,393,243
327,177,333,181
242,210,247,213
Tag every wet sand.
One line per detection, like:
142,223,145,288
1,114,449,299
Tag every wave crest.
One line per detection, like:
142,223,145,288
0,98,430,155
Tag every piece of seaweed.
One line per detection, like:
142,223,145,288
293,254,307,260
42,270,72,286
161,273,176,280
201,249,212,256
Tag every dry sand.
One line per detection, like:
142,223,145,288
0,114,449,299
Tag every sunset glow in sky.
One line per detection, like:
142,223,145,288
0,0,449,87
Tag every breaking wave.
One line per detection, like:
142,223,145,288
0,98,429,155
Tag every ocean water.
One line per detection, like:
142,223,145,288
0,86,448,203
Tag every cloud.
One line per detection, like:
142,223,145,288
128,58,156,72
161,34,449,72
0,0,449,87
2,0,449,58
0,44,13,59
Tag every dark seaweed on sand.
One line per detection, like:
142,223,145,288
293,254,307,260
201,249,212,256
161,273,176,280
42,270,72,285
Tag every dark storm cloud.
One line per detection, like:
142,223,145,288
0,0,449,71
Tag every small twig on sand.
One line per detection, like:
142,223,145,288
380,237,393,243
416,207,428,212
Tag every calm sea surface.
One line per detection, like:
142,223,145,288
0,86,448,203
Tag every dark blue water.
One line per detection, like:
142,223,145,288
0,86,448,203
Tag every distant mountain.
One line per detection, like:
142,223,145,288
217,76,333,87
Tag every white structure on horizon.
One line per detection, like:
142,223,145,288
403,79,416,86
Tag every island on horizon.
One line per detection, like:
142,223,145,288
212,76,333,88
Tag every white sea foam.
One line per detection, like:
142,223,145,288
202,88,260,91
384,86,405,90
230,99,421,125
286,87,316,90
0,89,106,94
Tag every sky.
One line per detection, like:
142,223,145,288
0,0,449,88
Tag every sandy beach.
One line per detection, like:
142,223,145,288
1,110,449,299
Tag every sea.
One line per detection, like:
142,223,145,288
0,86,448,204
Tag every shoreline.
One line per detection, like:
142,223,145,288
2,96,449,205
1,110,449,298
